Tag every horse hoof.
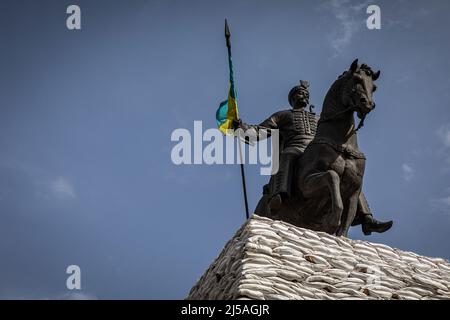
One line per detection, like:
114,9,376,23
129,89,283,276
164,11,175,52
269,194,282,212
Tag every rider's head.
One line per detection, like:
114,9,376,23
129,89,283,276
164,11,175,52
288,80,310,109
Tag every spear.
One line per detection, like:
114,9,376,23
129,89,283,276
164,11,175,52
224,19,250,220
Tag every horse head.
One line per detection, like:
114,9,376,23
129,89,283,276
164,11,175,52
341,59,380,121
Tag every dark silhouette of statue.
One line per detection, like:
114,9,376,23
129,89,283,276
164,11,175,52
235,59,393,237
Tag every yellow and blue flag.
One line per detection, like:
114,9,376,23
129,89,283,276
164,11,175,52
216,47,239,134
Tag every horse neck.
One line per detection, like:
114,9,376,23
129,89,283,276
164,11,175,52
316,80,359,147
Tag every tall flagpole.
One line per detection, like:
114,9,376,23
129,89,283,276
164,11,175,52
238,140,250,220
225,19,250,220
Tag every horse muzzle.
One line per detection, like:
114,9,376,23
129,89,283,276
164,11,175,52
356,101,375,119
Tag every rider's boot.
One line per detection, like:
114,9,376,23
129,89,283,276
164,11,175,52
360,213,393,236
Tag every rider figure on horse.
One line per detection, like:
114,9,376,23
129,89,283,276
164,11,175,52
234,80,393,235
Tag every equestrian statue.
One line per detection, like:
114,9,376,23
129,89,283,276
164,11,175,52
234,59,393,237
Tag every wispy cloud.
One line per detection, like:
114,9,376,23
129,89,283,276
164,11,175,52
436,124,450,174
430,195,450,216
395,74,412,84
56,291,98,300
0,291,98,300
401,163,415,182
437,124,450,148
0,158,77,202
321,0,370,56
37,176,76,200
50,177,76,199
385,4,431,30
433,126,450,214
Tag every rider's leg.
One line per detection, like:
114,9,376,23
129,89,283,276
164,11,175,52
352,192,371,226
268,153,296,212
353,192,393,235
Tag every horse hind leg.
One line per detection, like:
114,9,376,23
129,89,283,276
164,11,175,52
255,194,272,218
336,192,360,237
301,170,343,234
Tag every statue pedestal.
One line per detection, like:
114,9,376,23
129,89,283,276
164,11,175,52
188,215,450,300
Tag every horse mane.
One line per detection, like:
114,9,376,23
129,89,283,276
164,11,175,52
320,72,349,119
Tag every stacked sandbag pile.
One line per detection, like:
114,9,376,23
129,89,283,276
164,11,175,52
188,215,450,300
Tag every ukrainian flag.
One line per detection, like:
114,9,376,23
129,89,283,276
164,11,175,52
216,51,239,135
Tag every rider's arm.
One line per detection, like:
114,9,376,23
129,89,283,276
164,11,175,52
234,111,284,143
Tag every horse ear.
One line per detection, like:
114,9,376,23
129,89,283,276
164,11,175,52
350,59,359,73
372,70,380,81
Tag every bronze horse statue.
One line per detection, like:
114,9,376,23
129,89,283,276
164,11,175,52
256,59,380,237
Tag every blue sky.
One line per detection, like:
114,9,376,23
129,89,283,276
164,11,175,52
0,0,449,299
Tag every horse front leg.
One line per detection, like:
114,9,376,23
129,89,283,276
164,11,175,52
301,170,343,233
336,191,360,237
